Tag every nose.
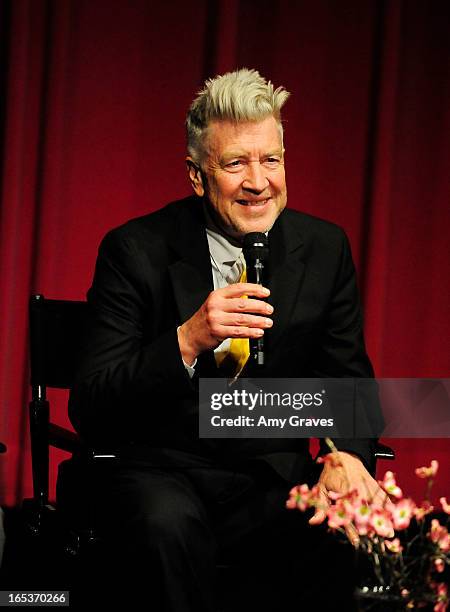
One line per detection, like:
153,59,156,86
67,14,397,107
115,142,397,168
242,161,269,193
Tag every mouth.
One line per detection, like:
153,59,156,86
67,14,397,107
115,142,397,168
236,197,270,207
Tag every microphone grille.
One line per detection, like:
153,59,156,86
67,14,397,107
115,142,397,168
243,232,269,261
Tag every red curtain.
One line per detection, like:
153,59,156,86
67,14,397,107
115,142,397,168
0,0,449,507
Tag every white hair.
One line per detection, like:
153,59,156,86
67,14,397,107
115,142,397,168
186,68,290,164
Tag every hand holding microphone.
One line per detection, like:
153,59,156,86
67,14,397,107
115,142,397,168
243,232,270,367
177,232,271,367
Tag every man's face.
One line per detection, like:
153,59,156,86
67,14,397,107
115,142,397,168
188,115,287,241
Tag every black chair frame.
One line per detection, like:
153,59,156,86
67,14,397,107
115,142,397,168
25,294,107,556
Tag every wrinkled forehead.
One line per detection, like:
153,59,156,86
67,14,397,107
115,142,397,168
202,116,284,157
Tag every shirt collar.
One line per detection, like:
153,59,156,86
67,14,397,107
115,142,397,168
203,202,243,266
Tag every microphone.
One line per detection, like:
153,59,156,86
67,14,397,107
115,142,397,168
242,232,269,367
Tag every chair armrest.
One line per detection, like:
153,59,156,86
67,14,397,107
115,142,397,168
48,423,82,454
373,442,395,461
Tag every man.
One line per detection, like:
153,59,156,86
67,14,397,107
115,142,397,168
67,69,383,610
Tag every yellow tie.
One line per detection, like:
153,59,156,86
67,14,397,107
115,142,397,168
215,267,250,377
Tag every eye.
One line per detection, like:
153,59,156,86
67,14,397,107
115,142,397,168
223,159,246,172
265,157,281,165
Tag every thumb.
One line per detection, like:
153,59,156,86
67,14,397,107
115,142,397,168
309,508,327,525
308,486,329,525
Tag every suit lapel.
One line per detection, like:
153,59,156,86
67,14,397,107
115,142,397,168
266,210,305,350
168,198,213,323
167,198,219,376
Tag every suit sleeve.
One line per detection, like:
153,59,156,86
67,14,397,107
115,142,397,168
311,229,379,470
68,228,193,445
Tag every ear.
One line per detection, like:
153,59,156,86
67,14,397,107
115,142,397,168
186,157,205,197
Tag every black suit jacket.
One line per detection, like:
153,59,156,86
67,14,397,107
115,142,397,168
69,195,376,482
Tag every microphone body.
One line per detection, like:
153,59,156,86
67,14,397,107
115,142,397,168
242,232,269,367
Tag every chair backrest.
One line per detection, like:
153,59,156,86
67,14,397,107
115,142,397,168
30,295,90,391
28,295,90,510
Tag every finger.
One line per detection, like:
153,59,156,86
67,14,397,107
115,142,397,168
218,313,273,330
376,489,396,511
345,523,360,547
220,283,270,298
217,325,267,340
309,487,329,525
309,509,327,525
222,297,274,315
366,484,390,507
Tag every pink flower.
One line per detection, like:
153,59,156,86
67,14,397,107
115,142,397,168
384,537,403,553
414,500,434,521
287,458,450,611
429,519,450,553
391,498,415,530
415,460,439,479
328,489,354,501
440,536,450,553
440,497,450,515
380,470,403,499
370,508,395,538
328,488,359,509
286,484,311,511
429,519,446,542
433,582,448,612
353,500,372,536
327,500,353,529
435,599,448,612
